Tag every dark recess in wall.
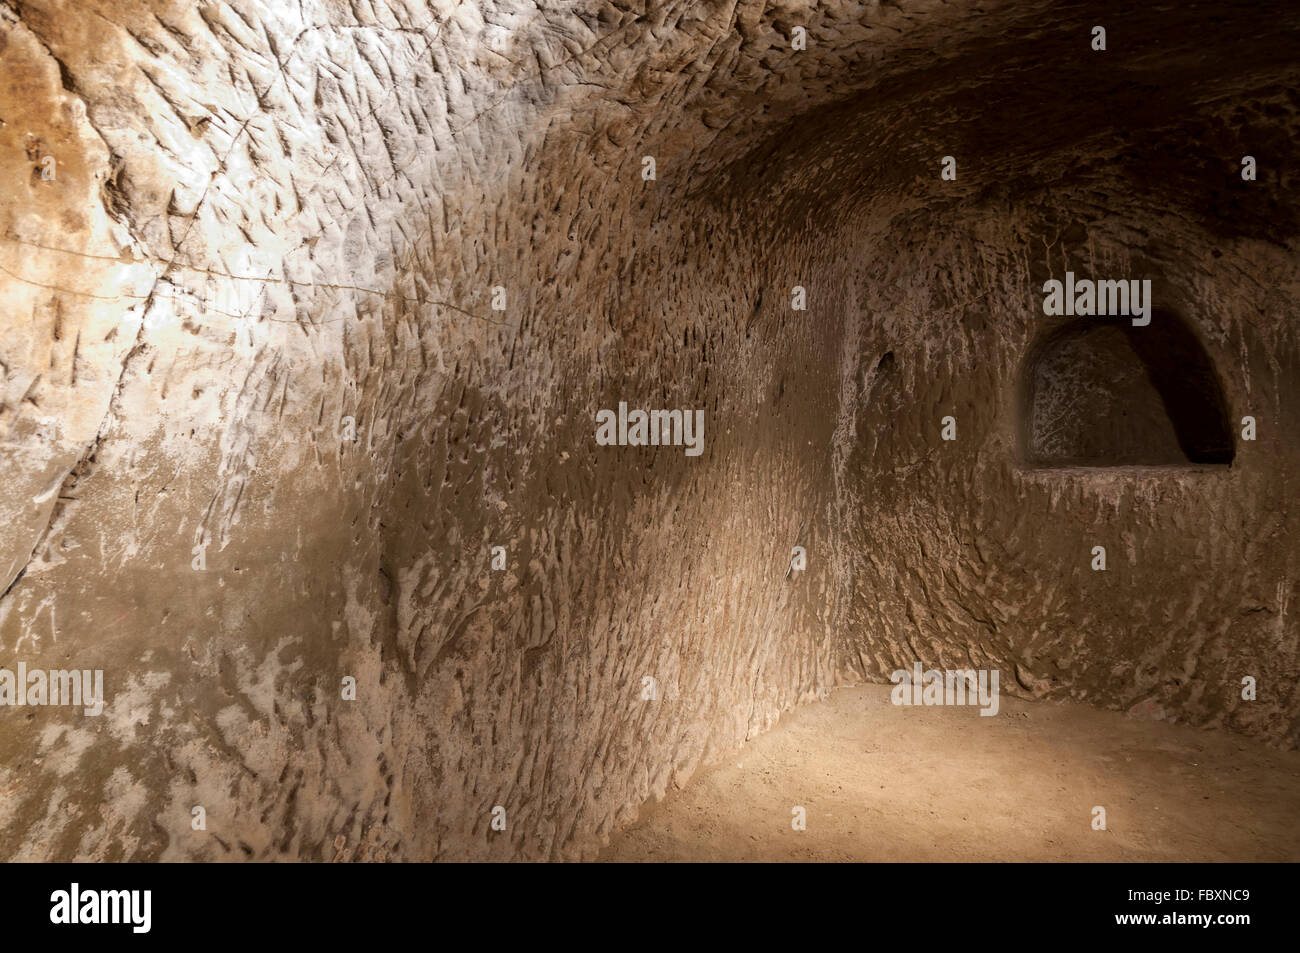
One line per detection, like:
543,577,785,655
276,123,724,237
1019,311,1234,467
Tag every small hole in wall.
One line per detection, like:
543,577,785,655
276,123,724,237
859,350,895,391
1018,310,1234,467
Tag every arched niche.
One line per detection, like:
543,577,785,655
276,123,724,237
1018,310,1234,468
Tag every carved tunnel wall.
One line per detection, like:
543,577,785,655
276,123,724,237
0,0,1297,861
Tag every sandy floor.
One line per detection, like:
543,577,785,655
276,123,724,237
599,685,1300,862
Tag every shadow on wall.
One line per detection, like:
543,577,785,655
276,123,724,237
1018,310,1235,467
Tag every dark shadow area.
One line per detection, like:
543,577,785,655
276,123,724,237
1020,310,1234,467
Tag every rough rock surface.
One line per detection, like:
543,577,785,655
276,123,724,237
0,0,1296,860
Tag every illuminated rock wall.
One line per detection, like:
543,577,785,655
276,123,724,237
0,0,1295,860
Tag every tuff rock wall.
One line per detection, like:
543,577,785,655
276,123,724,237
0,0,1296,861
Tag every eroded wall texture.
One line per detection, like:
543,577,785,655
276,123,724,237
0,0,1296,860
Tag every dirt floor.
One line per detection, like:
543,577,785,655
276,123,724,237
598,685,1300,862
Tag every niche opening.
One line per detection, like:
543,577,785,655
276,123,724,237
1018,311,1234,467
